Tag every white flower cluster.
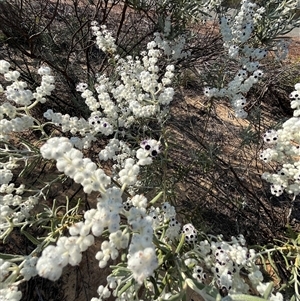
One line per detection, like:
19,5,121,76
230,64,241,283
103,140,137,186
192,265,207,284
220,1,258,47
88,198,158,298
185,233,283,300
182,223,198,244
4,72,33,106
118,158,140,186
260,83,300,196
35,65,55,103
153,32,190,61
98,137,162,192
125,197,158,285
203,0,266,118
43,24,176,151
0,182,38,237
88,187,124,235
0,168,13,185
37,187,125,281
40,137,111,194
95,229,129,269
112,43,174,120
0,285,22,301
36,229,95,281
0,60,55,140
148,201,181,242
0,103,16,120
20,256,38,281
0,258,22,301
0,115,34,136
98,138,122,161
0,183,24,195
139,139,161,160
43,109,90,135
0,195,37,225
0,258,13,282
99,138,161,185
1,61,54,106
91,22,117,53
37,190,159,294
0,118,40,235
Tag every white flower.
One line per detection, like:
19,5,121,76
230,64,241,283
41,137,110,193
0,60,10,74
127,247,158,284
270,292,283,301
136,148,153,165
0,169,13,185
91,21,117,53
20,256,38,281
38,66,51,75
76,82,88,92
295,83,300,91
36,245,67,281
4,70,20,82
131,195,148,208
118,158,140,185
256,282,271,296
6,82,34,106
0,285,22,301
109,230,130,249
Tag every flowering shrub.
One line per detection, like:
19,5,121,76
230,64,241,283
202,0,300,118
261,83,300,197
0,1,300,301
